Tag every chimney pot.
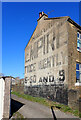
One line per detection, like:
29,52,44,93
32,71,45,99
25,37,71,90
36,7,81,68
42,11,44,15
39,11,44,18
39,12,42,18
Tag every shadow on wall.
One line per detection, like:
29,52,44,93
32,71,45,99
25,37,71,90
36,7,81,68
10,99,24,117
24,85,68,105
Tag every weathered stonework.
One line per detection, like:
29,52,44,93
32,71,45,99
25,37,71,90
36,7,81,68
0,77,11,119
24,12,81,111
24,85,68,105
67,21,81,111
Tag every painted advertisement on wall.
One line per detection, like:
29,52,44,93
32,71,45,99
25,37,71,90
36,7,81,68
25,20,68,86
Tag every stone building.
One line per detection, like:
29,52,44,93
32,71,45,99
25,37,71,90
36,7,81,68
11,77,16,85
24,12,81,110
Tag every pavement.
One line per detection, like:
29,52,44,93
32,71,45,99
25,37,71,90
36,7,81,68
11,94,80,120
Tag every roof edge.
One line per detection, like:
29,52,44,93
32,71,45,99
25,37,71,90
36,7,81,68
44,16,70,20
37,13,48,22
24,16,81,50
24,25,37,50
67,18,81,30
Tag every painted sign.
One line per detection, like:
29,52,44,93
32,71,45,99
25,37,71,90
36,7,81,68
25,21,68,86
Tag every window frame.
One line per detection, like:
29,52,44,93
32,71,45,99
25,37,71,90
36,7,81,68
75,63,81,86
77,32,81,52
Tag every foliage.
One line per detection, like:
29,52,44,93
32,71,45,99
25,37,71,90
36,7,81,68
12,91,80,117
12,112,24,119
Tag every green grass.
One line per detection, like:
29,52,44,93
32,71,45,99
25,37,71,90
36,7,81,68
12,91,52,107
12,112,24,119
12,91,80,117
79,113,81,118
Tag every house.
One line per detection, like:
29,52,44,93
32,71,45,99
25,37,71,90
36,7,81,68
15,77,24,86
20,78,24,85
24,12,81,110
11,77,16,85
11,77,24,94
15,77,20,85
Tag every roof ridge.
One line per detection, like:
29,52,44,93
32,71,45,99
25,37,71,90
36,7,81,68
44,16,70,20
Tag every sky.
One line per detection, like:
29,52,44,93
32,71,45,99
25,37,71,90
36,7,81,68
2,2,79,78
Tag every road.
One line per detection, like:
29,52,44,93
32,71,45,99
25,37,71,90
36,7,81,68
11,94,80,120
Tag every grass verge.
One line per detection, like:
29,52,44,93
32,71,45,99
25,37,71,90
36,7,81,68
12,91,80,117
12,112,24,119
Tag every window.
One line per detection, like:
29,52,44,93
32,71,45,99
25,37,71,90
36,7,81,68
77,32,81,52
76,63,81,83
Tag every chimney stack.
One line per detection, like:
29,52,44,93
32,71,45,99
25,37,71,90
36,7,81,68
37,11,48,22
39,11,44,18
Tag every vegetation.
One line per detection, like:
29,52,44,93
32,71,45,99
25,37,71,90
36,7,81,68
12,112,24,119
12,91,80,117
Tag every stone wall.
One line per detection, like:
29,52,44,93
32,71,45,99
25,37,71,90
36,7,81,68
25,15,69,105
68,89,79,109
67,21,81,111
3,77,11,119
25,18,68,87
24,14,81,111
24,84,68,105
12,85,24,94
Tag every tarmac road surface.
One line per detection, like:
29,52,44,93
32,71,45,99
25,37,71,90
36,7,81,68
11,94,80,120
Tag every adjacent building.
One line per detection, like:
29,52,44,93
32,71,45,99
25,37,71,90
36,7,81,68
11,77,16,86
24,12,81,110
11,77,24,86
